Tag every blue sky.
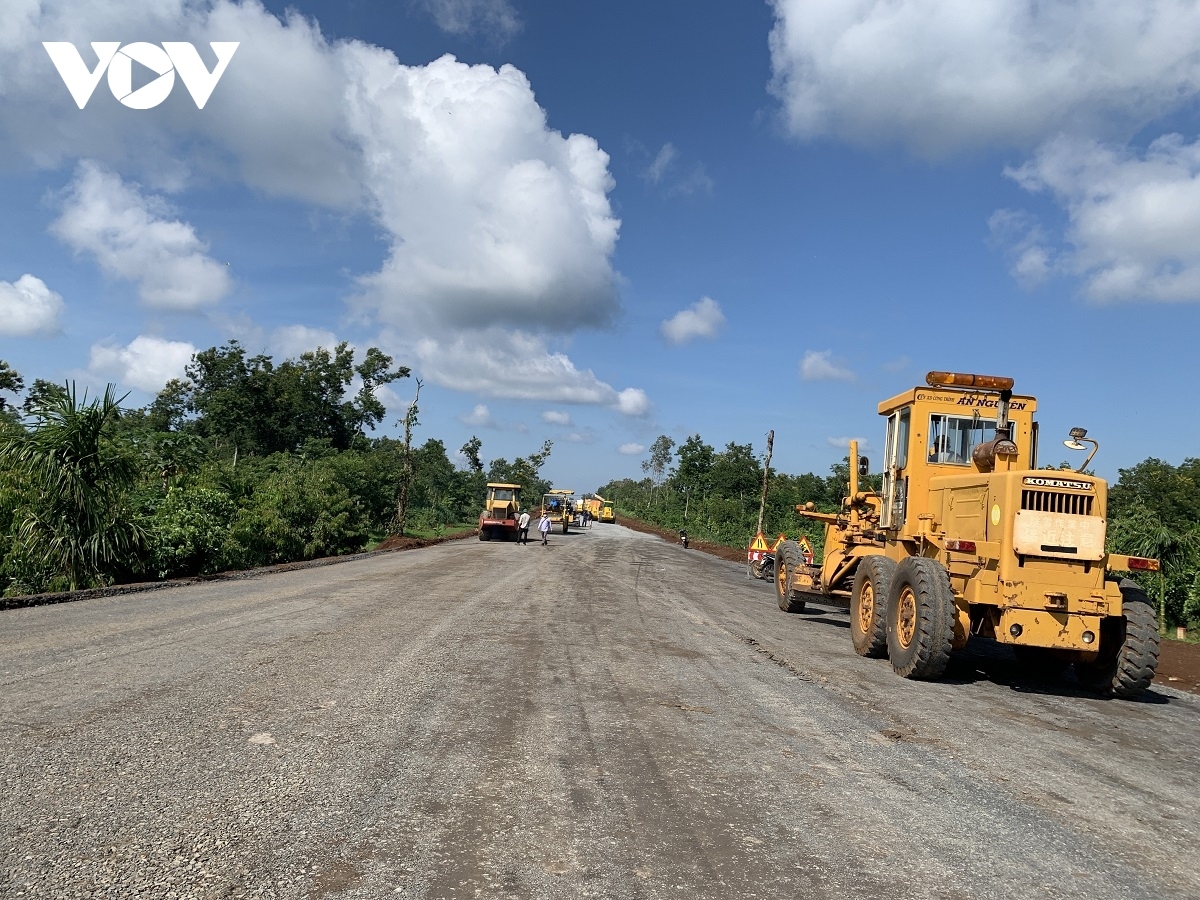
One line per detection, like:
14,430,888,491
2,0,1198,493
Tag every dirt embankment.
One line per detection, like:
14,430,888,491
615,516,1200,696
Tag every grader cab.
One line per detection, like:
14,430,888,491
774,371,1161,698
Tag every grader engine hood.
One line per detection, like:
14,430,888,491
1010,474,1105,560
928,469,1108,564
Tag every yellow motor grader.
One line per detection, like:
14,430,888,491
774,371,1161,698
541,489,576,534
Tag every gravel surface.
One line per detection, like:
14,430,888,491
2,523,1197,899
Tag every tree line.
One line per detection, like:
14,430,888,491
0,344,554,596
2,347,1197,630
598,434,1200,631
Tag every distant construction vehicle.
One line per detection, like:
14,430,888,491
774,371,1161,698
541,489,576,534
581,496,603,522
478,483,522,541
596,496,615,523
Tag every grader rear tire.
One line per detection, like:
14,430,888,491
851,556,895,658
1074,580,1160,698
885,557,955,679
774,540,806,614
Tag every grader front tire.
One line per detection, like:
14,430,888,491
1074,579,1160,698
851,556,895,658
885,557,955,679
774,540,806,614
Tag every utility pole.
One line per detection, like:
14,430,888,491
396,379,423,536
756,429,774,536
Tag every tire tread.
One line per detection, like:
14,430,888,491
775,540,807,614
886,556,954,679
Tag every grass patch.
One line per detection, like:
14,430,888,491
366,521,477,549
1163,628,1200,645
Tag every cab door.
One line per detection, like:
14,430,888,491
880,407,910,530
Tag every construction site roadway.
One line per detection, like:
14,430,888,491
2,524,1197,899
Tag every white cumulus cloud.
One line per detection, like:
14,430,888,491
541,410,572,426
660,296,726,345
987,209,1054,288
460,404,497,428
88,335,197,392
271,325,343,360
402,330,649,415
3,2,641,415
998,134,1200,303
768,0,1200,156
618,442,645,455
347,53,621,336
800,350,855,381
0,274,64,336
51,162,230,310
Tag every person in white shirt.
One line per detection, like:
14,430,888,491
517,510,531,545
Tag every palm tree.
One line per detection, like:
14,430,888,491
1,383,143,591
1112,506,1200,625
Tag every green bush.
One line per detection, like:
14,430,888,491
223,458,370,569
141,485,236,579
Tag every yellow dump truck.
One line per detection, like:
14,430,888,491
774,371,1161,698
478,482,522,541
541,489,576,534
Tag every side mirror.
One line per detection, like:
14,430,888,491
857,456,870,477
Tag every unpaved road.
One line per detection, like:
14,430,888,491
2,524,1198,899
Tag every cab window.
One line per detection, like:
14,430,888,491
928,414,996,465
896,408,910,469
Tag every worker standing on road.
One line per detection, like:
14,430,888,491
538,512,552,546
517,509,531,545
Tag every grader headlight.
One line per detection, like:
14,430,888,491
925,371,1015,391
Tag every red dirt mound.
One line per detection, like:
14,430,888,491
375,529,475,552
